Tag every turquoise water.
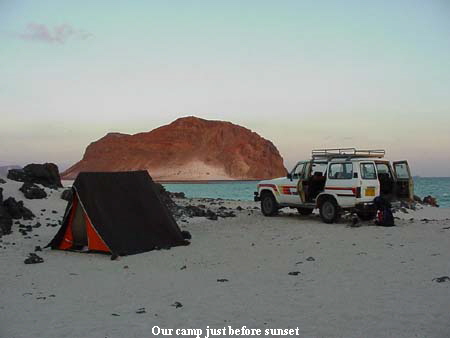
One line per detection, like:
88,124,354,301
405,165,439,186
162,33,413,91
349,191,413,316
163,177,450,208
413,177,450,208
163,181,258,201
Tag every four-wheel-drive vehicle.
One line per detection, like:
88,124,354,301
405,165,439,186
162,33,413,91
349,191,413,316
254,148,414,223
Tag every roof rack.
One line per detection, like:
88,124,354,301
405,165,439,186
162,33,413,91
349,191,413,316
312,148,385,160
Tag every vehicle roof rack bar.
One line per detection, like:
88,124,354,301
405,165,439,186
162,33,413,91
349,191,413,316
312,148,385,159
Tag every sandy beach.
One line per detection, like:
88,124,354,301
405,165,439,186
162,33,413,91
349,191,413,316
1,176,449,338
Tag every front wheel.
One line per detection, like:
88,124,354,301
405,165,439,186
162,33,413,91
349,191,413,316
319,199,340,223
261,192,278,216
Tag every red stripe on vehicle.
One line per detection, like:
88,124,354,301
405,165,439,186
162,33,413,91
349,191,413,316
281,186,291,195
258,184,279,193
326,187,358,195
280,185,297,195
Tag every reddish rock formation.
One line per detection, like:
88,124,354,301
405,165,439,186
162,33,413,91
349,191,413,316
62,116,287,181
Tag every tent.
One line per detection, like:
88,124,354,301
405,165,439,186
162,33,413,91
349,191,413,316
47,171,188,256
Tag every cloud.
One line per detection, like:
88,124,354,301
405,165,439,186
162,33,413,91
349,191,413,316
18,23,93,43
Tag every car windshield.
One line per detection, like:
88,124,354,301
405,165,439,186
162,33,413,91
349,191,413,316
292,162,305,179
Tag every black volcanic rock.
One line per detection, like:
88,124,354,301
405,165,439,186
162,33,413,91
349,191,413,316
184,205,206,217
432,276,450,283
206,210,218,220
0,205,13,237
7,169,27,182
61,189,73,201
3,197,34,220
170,192,185,199
8,163,62,189
24,253,44,264
181,230,192,240
20,182,47,199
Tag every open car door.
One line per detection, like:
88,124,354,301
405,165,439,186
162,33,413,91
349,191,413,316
296,161,311,203
393,161,414,200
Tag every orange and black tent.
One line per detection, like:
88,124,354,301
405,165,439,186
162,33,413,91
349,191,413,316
47,171,188,256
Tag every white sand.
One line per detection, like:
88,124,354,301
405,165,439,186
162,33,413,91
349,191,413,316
1,176,449,338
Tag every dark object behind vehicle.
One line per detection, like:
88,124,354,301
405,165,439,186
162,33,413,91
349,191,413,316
374,196,395,227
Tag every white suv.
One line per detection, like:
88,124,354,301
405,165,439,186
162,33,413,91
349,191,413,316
254,148,413,223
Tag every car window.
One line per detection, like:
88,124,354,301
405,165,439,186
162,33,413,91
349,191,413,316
360,163,377,180
394,162,410,179
292,163,305,179
311,162,328,177
328,163,353,179
376,163,392,179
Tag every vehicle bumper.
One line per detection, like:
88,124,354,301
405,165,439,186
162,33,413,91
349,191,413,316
254,192,260,202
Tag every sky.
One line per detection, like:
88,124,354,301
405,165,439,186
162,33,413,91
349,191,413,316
1,0,449,176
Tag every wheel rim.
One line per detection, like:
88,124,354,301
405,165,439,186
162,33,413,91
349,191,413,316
322,201,335,220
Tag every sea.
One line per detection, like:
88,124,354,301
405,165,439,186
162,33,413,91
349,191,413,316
163,177,450,208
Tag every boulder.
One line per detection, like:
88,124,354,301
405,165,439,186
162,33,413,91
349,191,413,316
24,253,44,264
170,192,186,199
181,230,192,240
0,178,6,184
0,187,2,203
206,209,218,220
19,182,47,199
423,195,439,207
3,197,35,220
6,169,27,182
184,205,206,217
8,163,62,189
217,210,236,218
60,189,73,201
0,205,13,237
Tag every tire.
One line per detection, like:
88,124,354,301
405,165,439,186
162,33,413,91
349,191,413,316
356,211,377,221
297,207,313,216
261,192,278,216
319,198,340,223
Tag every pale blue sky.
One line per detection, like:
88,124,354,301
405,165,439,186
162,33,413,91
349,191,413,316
1,1,449,175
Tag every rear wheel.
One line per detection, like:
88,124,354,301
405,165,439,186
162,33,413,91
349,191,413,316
319,198,340,223
261,192,278,216
297,207,313,216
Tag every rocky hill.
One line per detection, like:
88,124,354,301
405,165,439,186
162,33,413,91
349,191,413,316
62,116,287,181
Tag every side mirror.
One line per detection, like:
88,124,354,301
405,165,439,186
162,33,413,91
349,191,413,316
287,173,292,180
